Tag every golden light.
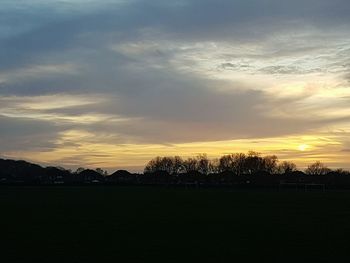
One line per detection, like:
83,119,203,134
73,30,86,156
298,144,309,151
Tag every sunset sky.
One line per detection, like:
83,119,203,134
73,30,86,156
0,0,349,172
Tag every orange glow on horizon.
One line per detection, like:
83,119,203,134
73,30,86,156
3,130,348,172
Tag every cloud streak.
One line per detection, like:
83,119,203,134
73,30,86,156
0,0,350,170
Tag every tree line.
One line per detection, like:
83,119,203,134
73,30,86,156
1,152,350,187
144,151,348,176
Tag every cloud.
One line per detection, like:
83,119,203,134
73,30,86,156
1,0,350,69
0,0,350,168
0,63,78,85
258,65,321,75
0,115,63,152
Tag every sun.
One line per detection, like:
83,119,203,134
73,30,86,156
298,144,309,151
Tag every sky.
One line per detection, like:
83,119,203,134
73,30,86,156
0,0,350,172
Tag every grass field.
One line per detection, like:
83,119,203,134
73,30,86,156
1,186,350,262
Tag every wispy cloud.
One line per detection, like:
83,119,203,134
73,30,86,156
0,0,349,170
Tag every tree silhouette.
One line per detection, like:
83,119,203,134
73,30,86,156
277,161,297,174
244,151,264,174
183,157,198,173
262,155,278,174
196,154,210,175
2,152,350,187
172,156,184,175
305,161,331,176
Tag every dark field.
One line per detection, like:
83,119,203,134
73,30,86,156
1,186,350,262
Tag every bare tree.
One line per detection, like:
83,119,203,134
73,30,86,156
162,157,174,174
218,153,246,175
277,161,297,174
333,168,350,176
219,154,235,172
244,151,263,174
262,155,278,174
196,154,210,175
144,157,168,173
305,161,331,176
209,158,220,174
233,153,246,176
183,158,198,173
172,156,184,174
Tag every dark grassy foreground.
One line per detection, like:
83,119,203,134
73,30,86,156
1,186,350,262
